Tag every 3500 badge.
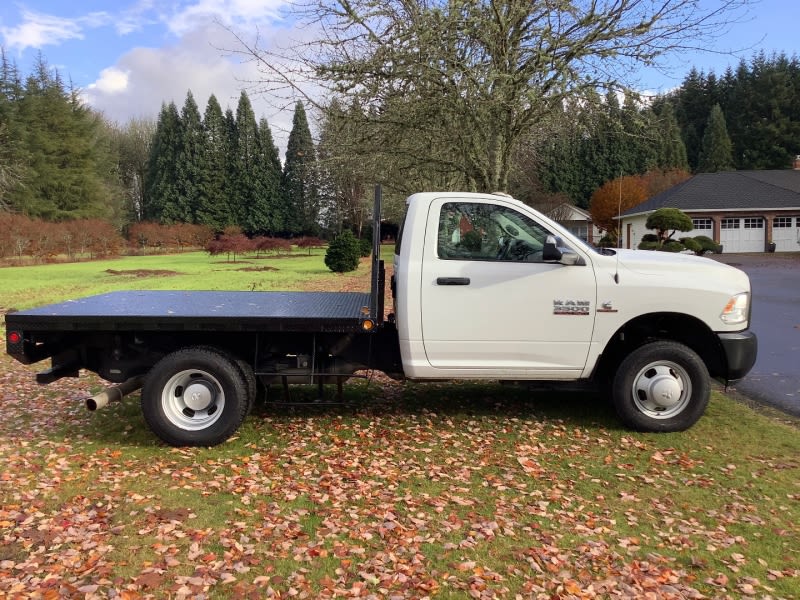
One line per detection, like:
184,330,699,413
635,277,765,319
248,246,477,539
553,300,590,315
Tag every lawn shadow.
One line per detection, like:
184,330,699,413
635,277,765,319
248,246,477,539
78,380,621,448
253,379,621,432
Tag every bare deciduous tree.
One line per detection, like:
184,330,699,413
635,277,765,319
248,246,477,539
229,0,750,193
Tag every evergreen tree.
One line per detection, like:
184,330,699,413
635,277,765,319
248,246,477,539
8,54,119,220
231,91,260,231
668,53,800,171
145,102,182,222
597,91,626,184
169,90,204,224
537,91,610,208
740,52,800,169
249,116,283,234
0,49,24,210
324,229,360,272
698,104,734,172
620,93,659,174
196,94,233,232
674,68,713,171
282,102,319,235
654,103,688,171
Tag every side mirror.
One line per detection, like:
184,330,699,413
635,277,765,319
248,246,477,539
543,235,562,262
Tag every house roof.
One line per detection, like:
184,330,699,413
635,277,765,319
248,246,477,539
622,170,800,217
546,202,592,222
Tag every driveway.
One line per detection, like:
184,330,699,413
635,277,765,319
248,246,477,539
711,252,800,417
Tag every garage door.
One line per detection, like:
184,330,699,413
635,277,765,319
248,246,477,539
773,216,800,252
720,217,764,252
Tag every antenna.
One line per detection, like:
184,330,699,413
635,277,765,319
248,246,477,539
614,172,621,284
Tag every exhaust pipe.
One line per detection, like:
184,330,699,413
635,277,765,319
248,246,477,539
86,377,143,411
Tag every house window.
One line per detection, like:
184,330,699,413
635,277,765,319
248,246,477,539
743,218,763,229
568,224,588,241
692,218,712,230
721,218,740,229
774,217,796,228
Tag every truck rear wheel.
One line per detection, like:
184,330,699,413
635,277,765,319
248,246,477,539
612,340,710,432
142,347,249,446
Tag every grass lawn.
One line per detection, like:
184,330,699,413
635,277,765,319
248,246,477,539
0,248,350,311
1,249,798,599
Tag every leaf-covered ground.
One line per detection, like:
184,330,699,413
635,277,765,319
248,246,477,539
2,257,799,598
1,350,799,599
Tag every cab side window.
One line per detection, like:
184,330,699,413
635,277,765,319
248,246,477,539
437,202,553,262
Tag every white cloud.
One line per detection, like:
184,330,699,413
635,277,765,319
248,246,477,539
3,1,309,155
116,0,159,35
88,67,130,95
84,22,300,154
1,9,85,51
165,0,288,36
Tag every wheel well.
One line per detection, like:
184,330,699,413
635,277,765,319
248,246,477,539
594,313,724,384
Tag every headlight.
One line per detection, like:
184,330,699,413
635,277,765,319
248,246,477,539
720,293,749,325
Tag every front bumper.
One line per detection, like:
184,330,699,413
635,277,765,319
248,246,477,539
717,330,758,382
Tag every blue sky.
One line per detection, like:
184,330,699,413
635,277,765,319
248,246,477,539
1,1,797,151
0,0,298,148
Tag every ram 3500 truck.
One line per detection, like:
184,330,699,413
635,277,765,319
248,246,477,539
5,190,757,446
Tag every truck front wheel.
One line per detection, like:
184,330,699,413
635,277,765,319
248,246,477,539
142,347,249,446
612,341,710,432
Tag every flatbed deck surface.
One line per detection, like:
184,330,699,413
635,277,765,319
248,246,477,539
7,291,372,333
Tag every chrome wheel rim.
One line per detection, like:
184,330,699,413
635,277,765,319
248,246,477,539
631,360,691,419
161,369,225,430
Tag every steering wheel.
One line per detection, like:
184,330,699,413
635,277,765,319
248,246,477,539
500,223,520,238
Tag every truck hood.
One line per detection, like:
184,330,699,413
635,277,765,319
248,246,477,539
614,249,750,288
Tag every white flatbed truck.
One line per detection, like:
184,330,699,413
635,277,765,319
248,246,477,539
6,190,757,446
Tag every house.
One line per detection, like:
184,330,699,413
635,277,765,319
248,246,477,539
546,203,603,245
619,163,800,253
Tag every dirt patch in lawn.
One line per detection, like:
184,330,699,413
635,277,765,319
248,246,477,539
105,269,181,277
236,266,279,272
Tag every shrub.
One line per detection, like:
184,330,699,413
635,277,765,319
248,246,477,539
662,240,684,253
637,241,659,251
640,233,658,243
597,233,617,248
692,235,721,255
295,236,326,255
645,207,693,243
358,237,372,257
325,230,361,272
254,236,292,255
679,237,702,253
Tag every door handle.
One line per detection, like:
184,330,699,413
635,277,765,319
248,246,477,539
436,277,470,286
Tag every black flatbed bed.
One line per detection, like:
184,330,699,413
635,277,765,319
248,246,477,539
6,290,373,333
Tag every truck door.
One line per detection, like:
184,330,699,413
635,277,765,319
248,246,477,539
420,198,597,377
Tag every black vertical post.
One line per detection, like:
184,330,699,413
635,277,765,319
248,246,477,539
370,185,383,324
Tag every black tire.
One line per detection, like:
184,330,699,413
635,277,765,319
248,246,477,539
184,345,257,412
141,347,249,446
235,358,258,412
612,340,710,432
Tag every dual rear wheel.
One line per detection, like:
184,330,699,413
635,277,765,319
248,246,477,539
141,347,254,447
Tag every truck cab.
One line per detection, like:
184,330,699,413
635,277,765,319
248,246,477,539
392,192,757,432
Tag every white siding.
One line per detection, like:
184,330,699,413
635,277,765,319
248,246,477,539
620,215,649,249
